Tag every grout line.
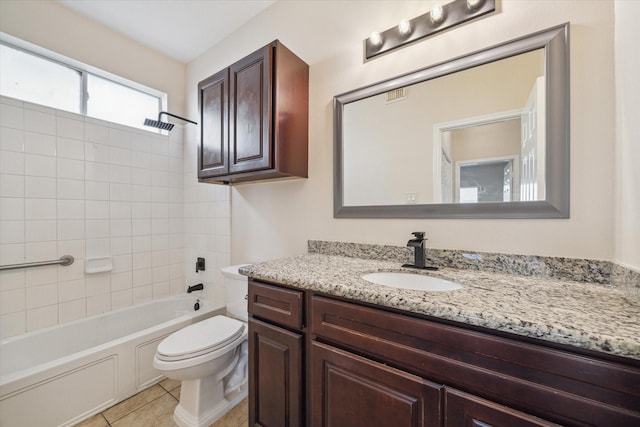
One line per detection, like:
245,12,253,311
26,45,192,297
108,391,176,426
101,413,112,427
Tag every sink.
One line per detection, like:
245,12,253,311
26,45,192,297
361,272,463,292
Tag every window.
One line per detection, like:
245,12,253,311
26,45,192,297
0,35,165,131
86,74,161,130
0,43,83,113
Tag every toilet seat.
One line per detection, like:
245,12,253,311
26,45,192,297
156,315,245,362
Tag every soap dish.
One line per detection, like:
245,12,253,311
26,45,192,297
85,256,113,274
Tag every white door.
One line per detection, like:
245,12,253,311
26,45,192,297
520,76,546,201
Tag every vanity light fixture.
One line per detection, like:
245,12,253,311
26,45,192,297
364,0,495,61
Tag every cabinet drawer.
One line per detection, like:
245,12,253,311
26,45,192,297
311,295,640,426
249,281,304,330
445,388,559,427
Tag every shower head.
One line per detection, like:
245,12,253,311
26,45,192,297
143,111,197,131
144,118,175,131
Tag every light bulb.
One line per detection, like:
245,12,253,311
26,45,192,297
430,4,444,24
398,19,412,36
467,0,481,9
369,31,383,47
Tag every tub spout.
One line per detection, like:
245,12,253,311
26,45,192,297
187,283,204,293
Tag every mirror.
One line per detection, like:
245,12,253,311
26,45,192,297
334,23,569,218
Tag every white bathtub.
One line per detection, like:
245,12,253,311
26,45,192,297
0,294,225,427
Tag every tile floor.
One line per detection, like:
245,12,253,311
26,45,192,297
74,379,248,427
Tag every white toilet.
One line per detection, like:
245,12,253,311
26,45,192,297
153,265,249,427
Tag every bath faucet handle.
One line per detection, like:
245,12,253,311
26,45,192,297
411,231,425,240
195,257,205,272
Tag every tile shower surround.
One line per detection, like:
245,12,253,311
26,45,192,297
0,95,231,339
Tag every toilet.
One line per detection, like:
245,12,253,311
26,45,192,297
153,264,250,427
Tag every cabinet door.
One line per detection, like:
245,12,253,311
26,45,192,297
198,68,229,179
311,341,442,427
445,389,559,427
229,44,273,174
249,318,303,427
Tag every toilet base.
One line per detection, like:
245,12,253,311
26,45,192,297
172,377,247,427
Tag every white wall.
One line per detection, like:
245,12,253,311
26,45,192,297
614,0,640,271
186,1,617,264
0,96,186,339
0,0,186,115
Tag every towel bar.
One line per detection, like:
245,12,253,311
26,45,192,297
0,255,74,271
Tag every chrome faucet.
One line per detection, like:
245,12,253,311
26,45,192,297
402,232,438,270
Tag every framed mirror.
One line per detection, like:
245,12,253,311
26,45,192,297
334,23,569,218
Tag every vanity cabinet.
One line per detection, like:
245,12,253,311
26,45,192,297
197,40,308,184
248,280,640,426
248,281,305,426
311,341,443,426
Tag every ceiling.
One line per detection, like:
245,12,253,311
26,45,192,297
57,0,277,63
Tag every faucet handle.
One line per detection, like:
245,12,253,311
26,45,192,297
411,231,425,240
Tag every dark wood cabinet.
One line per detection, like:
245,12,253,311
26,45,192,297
198,68,229,177
248,281,305,426
248,318,303,427
198,40,308,184
248,280,640,427
311,341,442,426
228,45,271,175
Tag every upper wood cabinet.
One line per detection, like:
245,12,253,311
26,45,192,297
197,41,309,184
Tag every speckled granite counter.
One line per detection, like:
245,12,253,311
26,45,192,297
240,253,640,361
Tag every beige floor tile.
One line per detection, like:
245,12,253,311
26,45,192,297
209,398,248,427
103,384,167,424
73,413,109,427
159,377,181,392
111,393,178,427
169,385,181,401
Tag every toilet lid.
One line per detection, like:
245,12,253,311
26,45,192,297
156,315,245,361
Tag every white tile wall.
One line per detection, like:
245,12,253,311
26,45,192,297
0,96,214,339
182,125,231,304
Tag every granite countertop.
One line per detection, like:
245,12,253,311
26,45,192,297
240,253,640,361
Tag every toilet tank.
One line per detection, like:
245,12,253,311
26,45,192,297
221,264,250,322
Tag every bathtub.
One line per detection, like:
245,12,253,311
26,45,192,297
0,294,225,427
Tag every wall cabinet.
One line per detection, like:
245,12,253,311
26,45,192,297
248,280,640,426
197,40,309,184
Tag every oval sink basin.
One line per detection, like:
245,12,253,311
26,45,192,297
362,272,463,292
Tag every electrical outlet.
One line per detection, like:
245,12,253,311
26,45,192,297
405,192,418,204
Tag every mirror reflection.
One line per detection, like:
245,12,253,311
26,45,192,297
342,49,545,207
